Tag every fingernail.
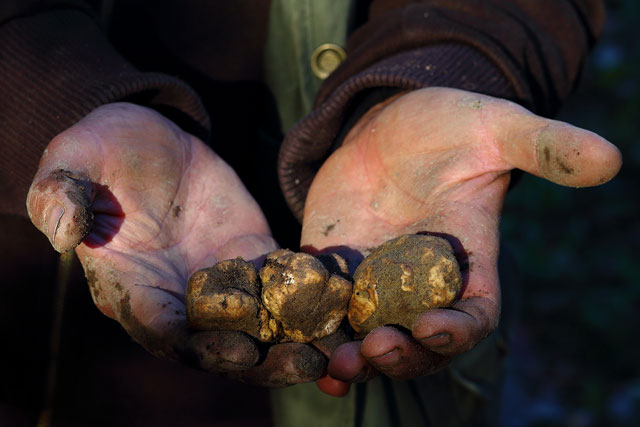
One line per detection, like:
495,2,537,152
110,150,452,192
45,203,65,246
371,348,402,367
347,369,369,383
420,333,451,348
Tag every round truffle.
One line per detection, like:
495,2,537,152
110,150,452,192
348,234,462,334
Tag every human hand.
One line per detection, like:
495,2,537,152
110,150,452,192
27,103,325,386
301,88,622,395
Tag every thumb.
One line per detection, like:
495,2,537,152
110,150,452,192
26,169,94,253
490,103,622,187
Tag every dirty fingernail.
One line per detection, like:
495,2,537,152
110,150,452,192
45,203,65,245
371,348,402,367
420,332,451,348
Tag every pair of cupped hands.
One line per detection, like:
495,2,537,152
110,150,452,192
27,88,621,396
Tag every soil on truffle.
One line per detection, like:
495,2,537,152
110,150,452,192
348,234,462,335
186,258,269,340
260,250,351,343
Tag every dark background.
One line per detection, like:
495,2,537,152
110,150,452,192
499,0,640,425
1,0,639,426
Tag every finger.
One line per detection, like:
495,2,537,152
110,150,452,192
327,341,378,383
489,102,622,187
231,343,327,387
313,330,355,396
26,123,103,252
188,330,260,372
312,329,351,358
361,327,450,379
316,375,351,397
412,296,499,356
26,169,94,252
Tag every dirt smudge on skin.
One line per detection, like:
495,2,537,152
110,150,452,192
293,345,326,380
81,260,187,362
117,288,170,360
537,132,580,182
119,291,133,322
457,96,484,110
322,220,340,237
82,260,121,318
56,170,93,234
541,144,575,176
555,158,575,175
210,195,230,227
85,268,100,299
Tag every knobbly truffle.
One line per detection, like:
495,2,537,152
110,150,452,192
186,258,284,342
187,251,352,344
260,250,352,343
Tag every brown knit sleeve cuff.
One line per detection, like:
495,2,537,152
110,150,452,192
0,9,210,216
278,44,516,222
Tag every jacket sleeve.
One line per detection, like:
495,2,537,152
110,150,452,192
278,0,605,221
0,2,210,217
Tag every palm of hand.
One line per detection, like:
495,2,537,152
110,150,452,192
75,105,274,358
302,88,621,389
304,89,512,301
28,104,325,385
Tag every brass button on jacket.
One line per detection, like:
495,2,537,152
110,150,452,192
311,44,346,79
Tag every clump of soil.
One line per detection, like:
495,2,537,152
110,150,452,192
348,234,462,335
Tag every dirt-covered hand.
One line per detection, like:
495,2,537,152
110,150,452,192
26,103,325,386
301,88,622,396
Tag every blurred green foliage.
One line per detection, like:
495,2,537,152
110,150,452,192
501,0,640,424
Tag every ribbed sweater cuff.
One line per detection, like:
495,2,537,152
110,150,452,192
278,44,516,221
0,9,210,216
